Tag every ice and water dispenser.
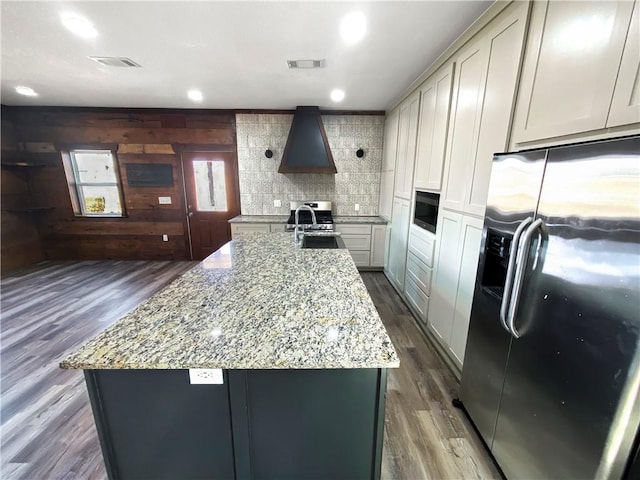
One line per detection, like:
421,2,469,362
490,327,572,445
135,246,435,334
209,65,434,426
480,229,513,301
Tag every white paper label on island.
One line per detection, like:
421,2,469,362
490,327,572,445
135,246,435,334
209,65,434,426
189,368,223,384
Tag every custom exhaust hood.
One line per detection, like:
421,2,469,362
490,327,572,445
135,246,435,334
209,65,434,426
278,106,337,174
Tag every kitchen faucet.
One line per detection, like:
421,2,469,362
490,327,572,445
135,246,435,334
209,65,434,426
294,205,317,244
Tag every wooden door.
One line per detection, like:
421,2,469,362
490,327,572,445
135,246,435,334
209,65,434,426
182,151,240,260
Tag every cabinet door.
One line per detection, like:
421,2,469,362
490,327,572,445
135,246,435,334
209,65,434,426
378,170,394,220
414,62,455,191
427,209,463,344
607,0,640,128
448,215,483,368
370,225,387,267
513,0,634,143
231,223,270,239
441,38,485,213
465,3,529,217
379,110,400,219
394,92,420,200
386,197,410,290
382,109,400,171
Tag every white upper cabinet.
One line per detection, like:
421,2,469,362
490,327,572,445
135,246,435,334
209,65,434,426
394,91,420,200
607,0,640,128
414,62,455,192
512,0,636,144
379,109,400,220
441,2,529,217
440,40,484,213
381,109,400,172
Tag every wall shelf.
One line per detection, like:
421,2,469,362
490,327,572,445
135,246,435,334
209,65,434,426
6,206,55,214
1,162,49,168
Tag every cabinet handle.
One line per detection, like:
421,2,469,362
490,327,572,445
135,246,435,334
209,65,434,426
499,217,532,334
507,219,543,338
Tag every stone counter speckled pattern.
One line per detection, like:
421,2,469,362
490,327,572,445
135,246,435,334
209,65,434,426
60,233,399,370
228,215,289,223
228,215,387,224
333,216,387,224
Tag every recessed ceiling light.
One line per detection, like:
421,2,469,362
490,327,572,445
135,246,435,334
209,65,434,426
188,89,203,102
61,13,98,38
15,86,38,97
340,11,366,44
330,89,345,102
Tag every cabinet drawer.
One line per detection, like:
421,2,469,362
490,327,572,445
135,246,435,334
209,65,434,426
406,251,432,295
335,224,372,235
349,250,371,267
404,275,429,323
341,235,371,251
408,225,436,267
231,224,271,237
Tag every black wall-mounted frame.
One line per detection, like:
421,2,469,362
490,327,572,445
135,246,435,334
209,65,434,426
125,163,173,187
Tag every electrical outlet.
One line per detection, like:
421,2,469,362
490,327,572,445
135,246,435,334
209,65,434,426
189,369,223,384
158,196,172,205
354,203,360,212
274,199,281,207
162,234,168,242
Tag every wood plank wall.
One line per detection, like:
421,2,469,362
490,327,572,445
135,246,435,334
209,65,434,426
1,110,46,272
3,107,236,266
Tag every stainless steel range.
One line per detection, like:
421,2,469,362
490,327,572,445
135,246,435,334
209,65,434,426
285,201,334,232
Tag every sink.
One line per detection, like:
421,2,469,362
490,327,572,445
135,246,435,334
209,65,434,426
301,233,346,249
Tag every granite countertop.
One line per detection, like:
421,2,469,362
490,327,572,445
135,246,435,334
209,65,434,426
229,215,387,224
333,216,387,224
60,233,399,370
228,215,289,223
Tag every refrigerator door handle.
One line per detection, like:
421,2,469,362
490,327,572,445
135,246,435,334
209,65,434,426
500,217,533,334
507,219,544,338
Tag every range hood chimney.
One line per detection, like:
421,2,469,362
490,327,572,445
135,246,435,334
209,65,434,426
278,106,337,174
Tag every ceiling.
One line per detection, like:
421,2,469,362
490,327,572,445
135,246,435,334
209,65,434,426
1,1,492,111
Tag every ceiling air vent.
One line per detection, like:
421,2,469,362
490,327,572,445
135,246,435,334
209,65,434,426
287,59,325,69
89,56,141,68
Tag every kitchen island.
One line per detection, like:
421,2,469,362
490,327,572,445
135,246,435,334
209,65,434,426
61,233,399,480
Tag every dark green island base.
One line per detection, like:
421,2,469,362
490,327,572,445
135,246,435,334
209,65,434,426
84,368,388,480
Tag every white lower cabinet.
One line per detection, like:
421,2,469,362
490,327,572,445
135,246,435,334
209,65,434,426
335,223,388,269
403,225,436,324
428,209,483,371
386,197,411,290
370,225,387,268
404,275,430,322
230,223,271,238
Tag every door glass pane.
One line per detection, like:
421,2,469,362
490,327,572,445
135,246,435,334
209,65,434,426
80,186,123,214
193,160,227,212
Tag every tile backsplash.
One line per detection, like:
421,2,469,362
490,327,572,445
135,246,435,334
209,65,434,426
236,113,384,216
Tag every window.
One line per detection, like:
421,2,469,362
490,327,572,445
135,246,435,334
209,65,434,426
62,149,125,217
192,159,227,211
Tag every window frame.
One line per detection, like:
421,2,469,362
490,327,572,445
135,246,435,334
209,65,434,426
61,146,127,218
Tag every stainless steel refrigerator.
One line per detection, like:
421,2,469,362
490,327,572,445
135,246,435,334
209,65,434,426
459,135,640,479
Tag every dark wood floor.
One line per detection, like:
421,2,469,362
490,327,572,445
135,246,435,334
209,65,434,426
0,262,499,479
360,273,500,480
